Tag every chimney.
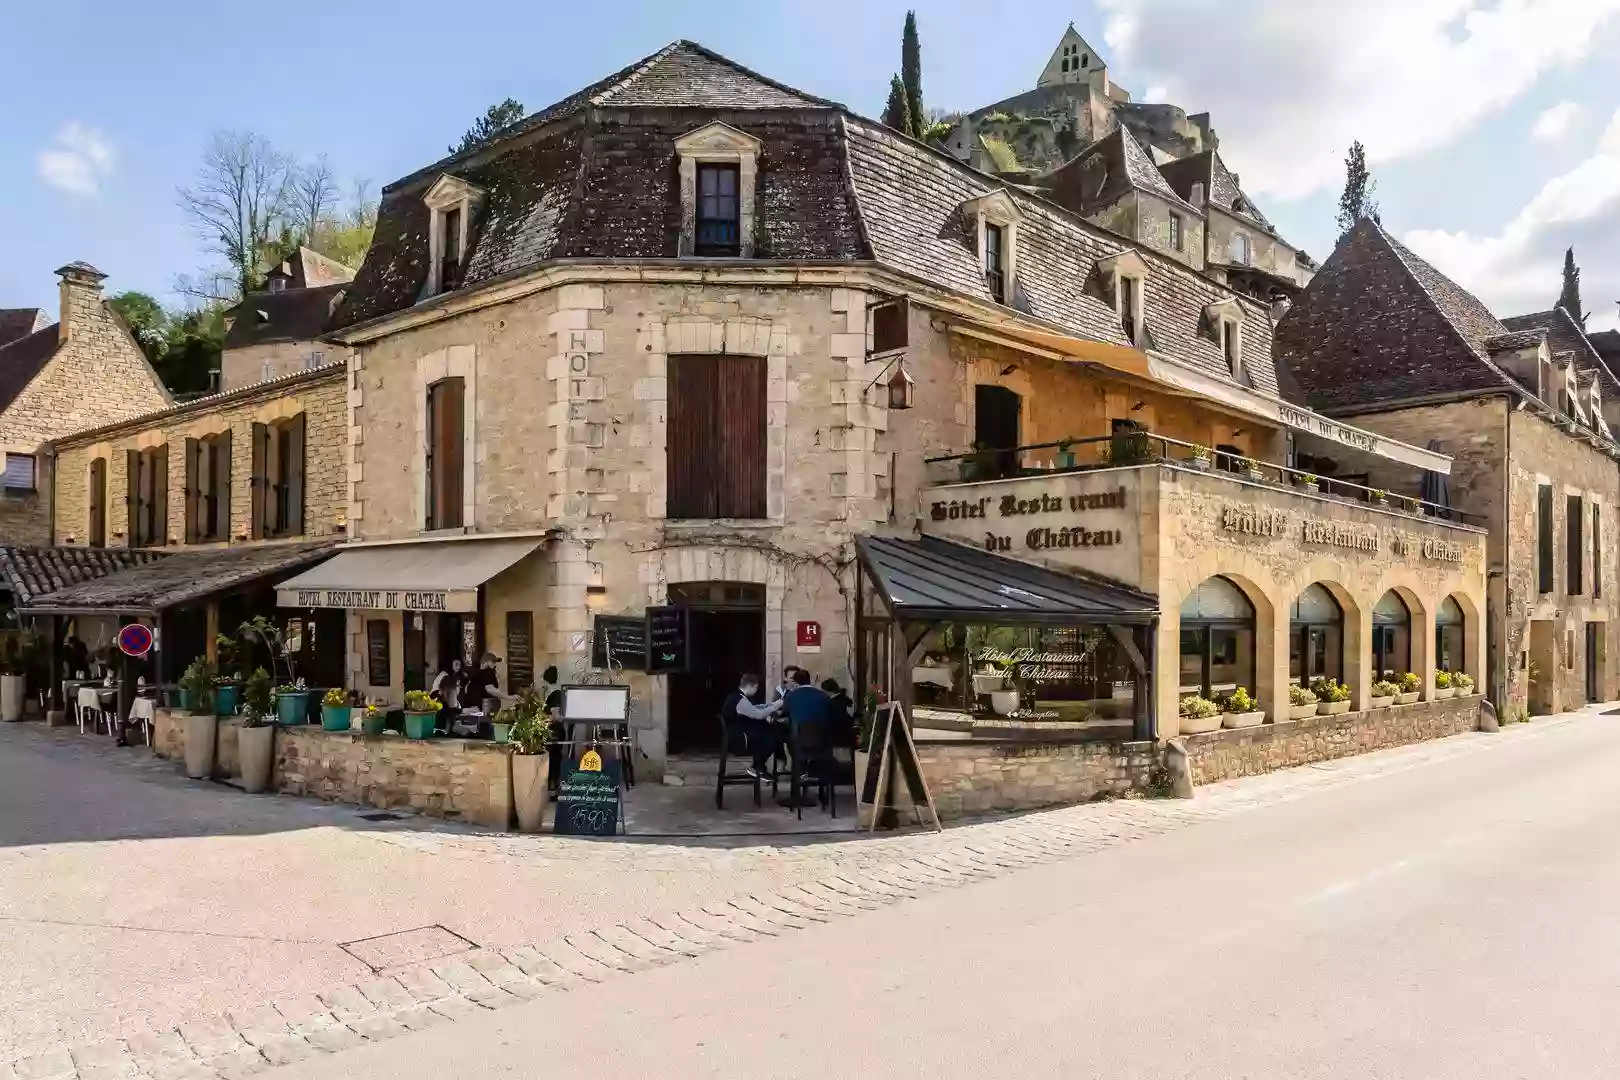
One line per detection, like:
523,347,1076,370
55,261,108,344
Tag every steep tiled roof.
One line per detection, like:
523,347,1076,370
1591,329,1620,366
1045,127,1199,219
0,309,45,348
26,540,339,613
1275,218,1517,412
1502,307,1620,395
842,117,1278,396
0,546,166,608
1158,150,1277,234
0,324,60,414
223,284,346,349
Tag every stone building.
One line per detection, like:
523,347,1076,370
0,263,173,546
220,247,355,392
1275,219,1620,717
270,39,1484,784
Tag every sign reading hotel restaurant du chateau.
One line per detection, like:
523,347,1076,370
283,588,467,612
1219,503,1465,563
930,487,1128,554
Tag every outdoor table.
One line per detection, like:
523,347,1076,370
75,684,119,735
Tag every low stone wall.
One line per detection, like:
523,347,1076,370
1183,695,1483,785
914,738,1159,820
150,709,512,827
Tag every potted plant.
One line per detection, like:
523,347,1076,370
491,704,515,744
1054,438,1078,469
1187,444,1212,470
274,680,308,725
402,689,440,740
1178,693,1221,735
0,631,36,722
359,702,386,736
213,634,241,716
237,668,276,795
1219,686,1265,728
1236,456,1263,481
1311,677,1352,714
321,687,352,731
507,688,553,832
1369,488,1389,507
1453,672,1476,695
1434,669,1456,699
1288,682,1319,720
1395,671,1421,704
1370,679,1400,708
1299,472,1320,490
179,657,217,780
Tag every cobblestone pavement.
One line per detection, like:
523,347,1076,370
0,713,1591,1080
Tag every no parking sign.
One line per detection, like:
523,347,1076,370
117,624,154,658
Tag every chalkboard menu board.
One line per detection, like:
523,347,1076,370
591,615,647,671
365,619,390,687
506,611,534,690
647,605,688,673
553,758,621,836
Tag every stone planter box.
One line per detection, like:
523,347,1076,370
1221,710,1265,729
1434,687,1456,699
1396,692,1420,705
1288,703,1319,720
1369,695,1395,709
1318,700,1352,715
1180,711,1222,734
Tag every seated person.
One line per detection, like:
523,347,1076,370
722,673,783,780
782,670,834,780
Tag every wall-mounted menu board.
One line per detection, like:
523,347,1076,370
506,611,534,690
365,619,390,687
591,615,647,671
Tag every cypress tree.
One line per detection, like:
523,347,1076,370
1558,247,1585,328
1335,140,1381,240
881,74,912,135
902,11,924,139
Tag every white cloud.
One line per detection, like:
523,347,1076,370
1403,108,1620,331
1532,100,1585,143
36,122,115,197
1099,0,1620,199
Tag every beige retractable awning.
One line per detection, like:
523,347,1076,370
275,537,543,613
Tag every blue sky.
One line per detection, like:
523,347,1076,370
4,0,1619,330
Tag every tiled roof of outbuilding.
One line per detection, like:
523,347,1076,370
0,324,60,414
223,284,346,349
0,546,166,608
26,540,339,614
0,309,45,348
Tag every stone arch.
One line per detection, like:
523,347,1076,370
1162,566,1279,727
1369,582,1432,698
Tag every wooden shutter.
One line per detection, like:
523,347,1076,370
124,448,139,547
429,379,464,529
217,429,233,542
286,413,306,535
184,438,200,544
88,457,106,547
715,355,767,518
666,356,719,519
250,422,268,539
153,445,168,546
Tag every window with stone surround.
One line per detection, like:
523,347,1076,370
1595,504,1603,599
985,222,1007,304
425,378,465,530
1537,483,1554,593
184,431,232,544
421,174,484,298
1230,231,1251,266
88,457,106,548
675,122,761,259
961,191,1022,308
695,164,741,256
251,416,305,539
1169,213,1183,252
125,446,168,548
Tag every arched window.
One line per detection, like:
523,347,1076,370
1179,576,1256,698
1290,583,1343,685
1435,596,1465,674
1373,590,1412,679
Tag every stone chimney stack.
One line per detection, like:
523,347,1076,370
55,260,108,344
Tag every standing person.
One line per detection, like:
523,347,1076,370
467,652,515,716
722,673,783,779
774,665,800,702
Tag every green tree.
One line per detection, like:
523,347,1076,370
901,12,924,139
107,291,169,364
1335,140,1381,239
881,74,912,135
155,308,224,397
451,98,526,155
1558,247,1586,328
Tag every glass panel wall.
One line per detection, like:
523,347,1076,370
1289,583,1343,685
1372,590,1412,679
1179,576,1256,698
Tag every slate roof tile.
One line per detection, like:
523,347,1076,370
0,308,45,348
0,546,166,608
26,540,339,612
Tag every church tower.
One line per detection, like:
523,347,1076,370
1037,23,1107,89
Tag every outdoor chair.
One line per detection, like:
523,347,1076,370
715,713,762,809
787,718,836,820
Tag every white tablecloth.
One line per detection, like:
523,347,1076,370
129,698,156,722
76,686,107,713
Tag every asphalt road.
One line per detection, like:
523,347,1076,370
269,710,1620,1080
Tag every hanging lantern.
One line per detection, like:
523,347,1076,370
885,360,915,410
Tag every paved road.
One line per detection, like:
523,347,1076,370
255,708,1620,1080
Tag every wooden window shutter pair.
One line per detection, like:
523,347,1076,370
426,379,464,529
251,423,268,539
88,457,106,547
665,355,766,519
184,438,201,544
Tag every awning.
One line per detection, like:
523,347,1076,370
276,536,543,613
858,534,1157,625
948,320,1153,379
25,541,339,616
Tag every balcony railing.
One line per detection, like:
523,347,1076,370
923,431,1484,527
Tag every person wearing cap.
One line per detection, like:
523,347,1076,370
467,651,514,714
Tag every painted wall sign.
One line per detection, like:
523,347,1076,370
277,588,474,613
796,620,822,652
1301,519,1380,552
1278,403,1379,455
1220,503,1468,562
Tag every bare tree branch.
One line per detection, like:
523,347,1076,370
291,155,338,244
176,131,292,299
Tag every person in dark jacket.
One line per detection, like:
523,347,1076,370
721,673,783,778
821,678,856,748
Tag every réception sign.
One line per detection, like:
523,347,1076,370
275,587,477,613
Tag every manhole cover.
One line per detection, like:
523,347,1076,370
357,811,403,821
341,925,479,972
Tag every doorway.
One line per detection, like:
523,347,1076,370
403,615,427,694
1586,622,1604,703
1528,619,1555,715
974,384,1022,478
664,581,765,753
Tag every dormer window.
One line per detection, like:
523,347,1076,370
1222,318,1242,375
1119,274,1140,343
676,122,761,258
1204,297,1247,384
1098,248,1150,348
961,190,1023,308
422,173,485,298
984,222,1007,303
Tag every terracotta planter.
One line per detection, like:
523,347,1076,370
238,724,274,794
183,712,217,779
1221,710,1265,729
1369,695,1395,709
1318,700,1352,715
1288,703,1318,720
1396,692,1420,705
1434,687,1456,699
511,751,549,832
1179,711,1222,734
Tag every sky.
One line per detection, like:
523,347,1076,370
3,0,1619,333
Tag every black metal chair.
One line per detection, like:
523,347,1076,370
715,714,762,809
788,719,836,819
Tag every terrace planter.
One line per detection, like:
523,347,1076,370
1434,687,1456,699
213,683,239,717
404,710,437,740
1187,456,1211,471
275,691,308,726
1369,695,1395,709
492,722,513,744
238,724,274,794
1221,710,1265,729
1396,692,1420,705
183,713,217,779
1,675,24,721
1288,703,1319,720
989,689,1021,716
1318,700,1352,715
360,711,387,736
512,751,550,832
1179,712,1222,735
321,704,353,732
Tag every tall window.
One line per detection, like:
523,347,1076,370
984,222,1006,303
1230,232,1251,266
666,355,766,519
1222,319,1241,375
1568,494,1584,595
1290,583,1343,685
125,446,168,548
1435,596,1465,675
1595,504,1603,599
1168,213,1183,252
251,415,305,539
2,453,35,492
695,164,741,256
440,206,463,291
88,457,107,547
1119,275,1139,344
1537,483,1554,593
425,378,465,530
1373,590,1412,678
1179,576,1256,699
185,432,232,543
